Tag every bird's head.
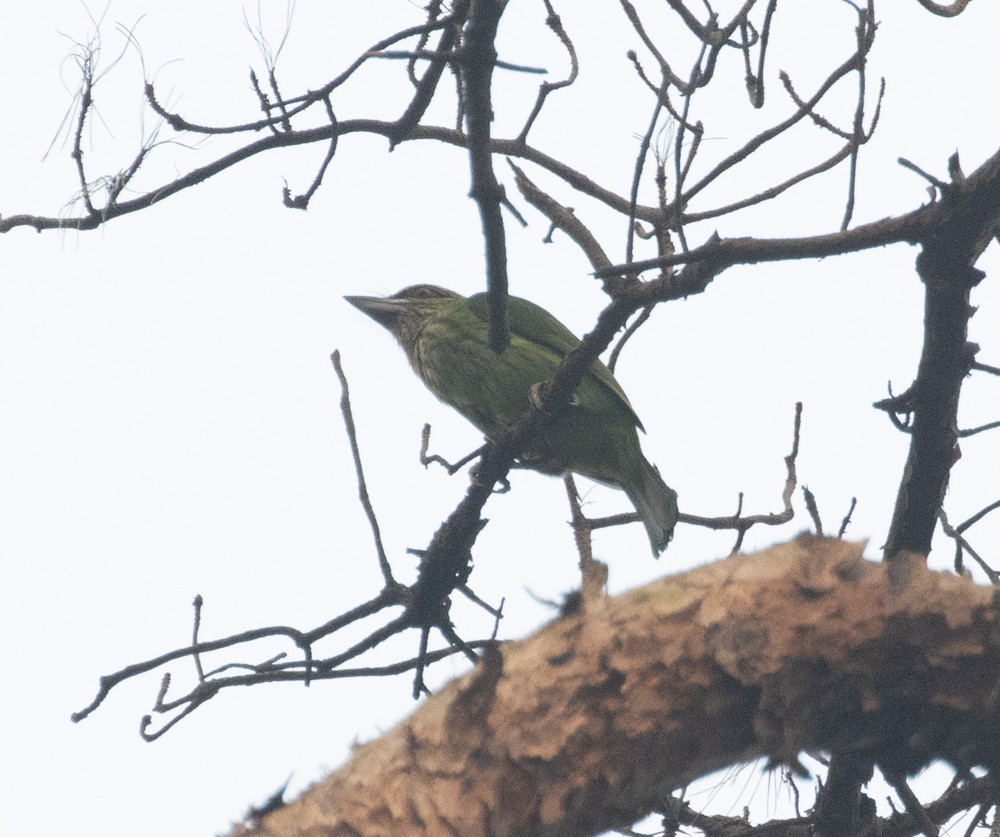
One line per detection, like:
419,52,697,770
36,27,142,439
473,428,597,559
345,285,462,354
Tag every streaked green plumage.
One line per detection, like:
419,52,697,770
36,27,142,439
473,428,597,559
345,285,678,555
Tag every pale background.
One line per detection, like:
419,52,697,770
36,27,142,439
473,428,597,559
1,3,997,835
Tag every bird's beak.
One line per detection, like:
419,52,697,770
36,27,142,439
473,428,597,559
344,295,404,331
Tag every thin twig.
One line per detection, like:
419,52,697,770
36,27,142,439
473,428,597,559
517,0,578,142
508,160,613,274
608,305,653,372
838,497,857,539
680,402,802,553
419,424,486,475
883,769,940,837
959,420,1000,438
802,486,824,537
625,97,664,266
284,97,339,209
331,350,395,586
939,509,999,583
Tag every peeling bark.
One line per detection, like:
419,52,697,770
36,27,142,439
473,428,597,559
234,538,1000,837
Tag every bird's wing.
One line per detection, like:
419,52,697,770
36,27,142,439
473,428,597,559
466,292,644,430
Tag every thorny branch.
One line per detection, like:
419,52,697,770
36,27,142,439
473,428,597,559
878,151,1000,560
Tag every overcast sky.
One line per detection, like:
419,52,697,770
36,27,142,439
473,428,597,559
2,2,998,836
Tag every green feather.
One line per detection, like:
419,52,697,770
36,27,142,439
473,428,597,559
345,285,678,555
464,292,644,431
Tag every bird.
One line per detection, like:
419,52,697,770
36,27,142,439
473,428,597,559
345,284,678,556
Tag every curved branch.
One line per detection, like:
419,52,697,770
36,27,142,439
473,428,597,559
235,539,1000,837
913,0,973,16
516,0,579,143
681,8,876,206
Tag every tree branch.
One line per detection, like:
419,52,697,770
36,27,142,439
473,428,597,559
231,538,1000,837
882,151,1000,559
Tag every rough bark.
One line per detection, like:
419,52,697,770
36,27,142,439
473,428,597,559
233,537,1000,837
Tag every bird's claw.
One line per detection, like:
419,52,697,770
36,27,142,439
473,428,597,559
529,381,580,411
469,463,511,494
529,381,549,410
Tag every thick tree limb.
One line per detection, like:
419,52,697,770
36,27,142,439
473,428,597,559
232,538,1000,837
881,151,1000,559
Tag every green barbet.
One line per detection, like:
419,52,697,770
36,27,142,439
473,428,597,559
345,285,679,555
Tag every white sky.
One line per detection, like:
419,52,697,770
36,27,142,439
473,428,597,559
2,2,998,835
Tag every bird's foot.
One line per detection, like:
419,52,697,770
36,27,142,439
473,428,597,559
529,381,580,411
528,381,549,410
469,462,511,494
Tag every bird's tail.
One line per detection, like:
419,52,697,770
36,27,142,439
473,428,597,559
626,458,679,557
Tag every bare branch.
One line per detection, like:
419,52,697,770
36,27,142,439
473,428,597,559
408,0,443,86
955,499,1000,534
331,351,396,587
419,424,488,475
959,419,1000,438
71,583,412,726
461,0,510,353
681,11,876,206
508,160,612,273
839,497,858,539
972,361,1000,376
388,0,469,148
684,143,854,224
607,304,653,372
625,97,664,265
940,510,998,582
241,543,1000,835
681,402,801,554
741,0,778,108
803,486,824,537
912,0,973,17
882,149,1000,558
619,0,685,91
516,0,578,143
284,97,338,209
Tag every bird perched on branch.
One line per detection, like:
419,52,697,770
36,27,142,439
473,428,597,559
345,285,678,556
